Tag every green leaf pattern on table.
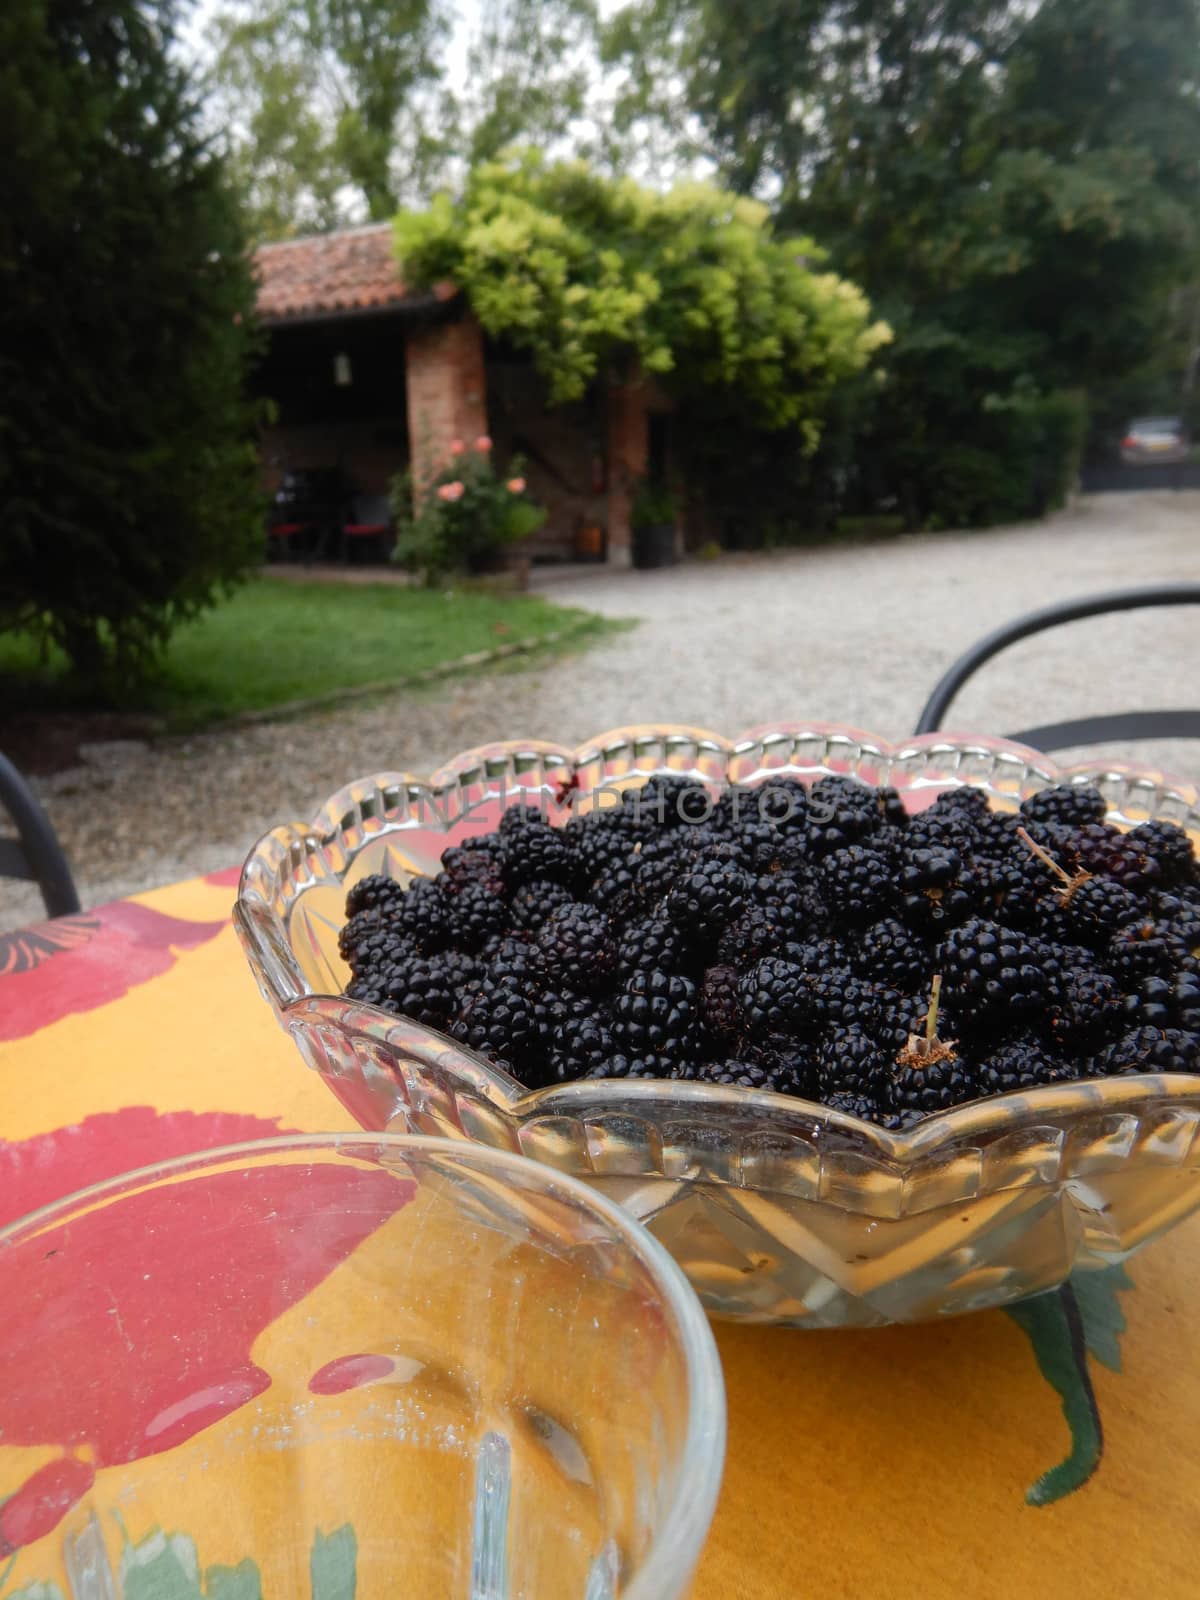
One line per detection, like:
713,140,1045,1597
3,1523,356,1599
1006,1265,1134,1507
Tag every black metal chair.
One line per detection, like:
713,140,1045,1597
914,584,1200,752
0,751,81,918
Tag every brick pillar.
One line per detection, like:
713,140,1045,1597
606,369,649,567
404,315,488,505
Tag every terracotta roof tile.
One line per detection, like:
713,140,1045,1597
254,223,456,322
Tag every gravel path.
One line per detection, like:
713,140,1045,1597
5,489,1198,930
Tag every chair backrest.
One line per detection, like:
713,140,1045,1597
0,751,81,918
913,584,1200,752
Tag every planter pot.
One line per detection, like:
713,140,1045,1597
574,521,605,561
633,521,677,570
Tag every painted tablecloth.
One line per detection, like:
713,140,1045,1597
2,872,1198,1598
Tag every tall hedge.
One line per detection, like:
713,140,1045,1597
0,0,264,684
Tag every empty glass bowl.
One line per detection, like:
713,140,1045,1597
0,1133,725,1599
235,724,1200,1327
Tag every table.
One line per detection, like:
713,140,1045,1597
3,871,1200,1599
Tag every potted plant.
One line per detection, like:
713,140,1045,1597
631,480,678,570
390,438,547,584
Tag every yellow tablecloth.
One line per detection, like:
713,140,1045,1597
3,872,1199,1598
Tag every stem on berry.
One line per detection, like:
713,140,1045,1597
926,973,942,1045
1016,825,1092,905
896,973,957,1072
1016,825,1072,887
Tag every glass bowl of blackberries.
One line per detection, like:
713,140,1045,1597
236,723,1200,1328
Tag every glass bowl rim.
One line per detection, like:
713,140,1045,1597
0,1130,727,1600
234,723,1200,1164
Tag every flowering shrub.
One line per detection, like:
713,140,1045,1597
390,438,547,582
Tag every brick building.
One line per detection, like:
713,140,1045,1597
254,222,674,565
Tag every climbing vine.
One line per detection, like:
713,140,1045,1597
395,151,890,446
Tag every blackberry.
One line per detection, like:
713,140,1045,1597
567,813,635,881
1123,974,1173,1028
888,1055,976,1115
898,843,974,932
1124,972,1200,1031
1094,1026,1200,1077
452,980,539,1073
732,818,808,874
1069,822,1163,893
535,904,617,995
822,1090,917,1130
446,882,509,951
1043,967,1123,1050
1019,784,1108,829
633,830,693,902
853,917,930,991
812,974,922,1052
617,914,697,979
930,786,993,823
1055,875,1142,944
876,786,911,830
625,774,711,829
665,854,751,934
612,969,700,1063
815,1024,894,1102
970,807,1028,862
381,956,457,1029
805,776,883,856
509,879,575,932
498,802,548,837
1178,973,1200,1029
779,935,852,976
716,906,787,968
970,1034,1066,1096
753,875,827,940
587,1052,673,1079
709,780,806,841
345,873,405,917
1158,898,1200,959
939,917,1053,1032
480,933,541,988
345,976,386,1006
710,785,757,833
1107,920,1176,982
744,1037,818,1096
439,844,506,897
738,958,814,1039
817,841,897,928
499,809,576,887
392,877,453,954
699,964,744,1042
587,856,642,922
1128,820,1196,886
338,907,389,968
453,982,583,1085
438,948,486,999
550,1009,618,1080
682,1059,777,1091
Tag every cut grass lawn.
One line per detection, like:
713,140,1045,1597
1,576,621,732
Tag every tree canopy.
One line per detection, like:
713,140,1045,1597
0,0,263,682
395,151,890,441
605,0,1200,522
209,0,605,238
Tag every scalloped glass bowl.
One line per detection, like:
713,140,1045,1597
236,724,1200,1328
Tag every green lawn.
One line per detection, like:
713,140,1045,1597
0,577,614,731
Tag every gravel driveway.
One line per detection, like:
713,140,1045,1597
5,490,1198,930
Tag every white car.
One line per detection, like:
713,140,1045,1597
1120,416,1189,465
